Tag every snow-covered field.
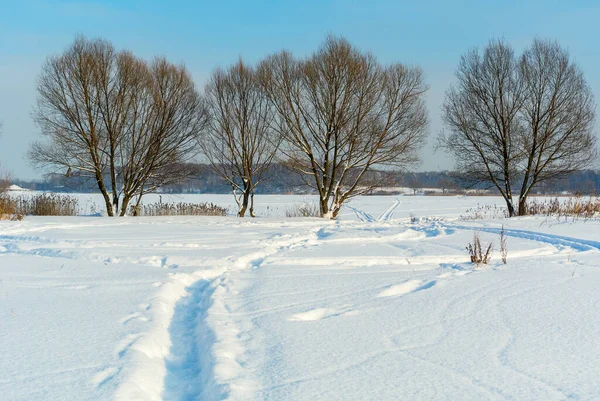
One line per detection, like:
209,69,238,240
1,195,600,401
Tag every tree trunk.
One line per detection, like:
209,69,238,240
238,191,249,217
319,197,329,218
119,195,132,217
238,179,254,217
132,191,144,216
249,190,256,218
95,170,114,217
505,197,516,217
112,195,119,218
518,196,528,216
328,191,344,219
101,193,113,217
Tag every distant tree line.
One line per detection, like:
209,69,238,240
21,35,597,218
12,165,600,197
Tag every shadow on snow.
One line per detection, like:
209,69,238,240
163,279,224,401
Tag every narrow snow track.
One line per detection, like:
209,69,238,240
346,198,400,223
345,205,375,223
376,198,401,222
447,223,600,253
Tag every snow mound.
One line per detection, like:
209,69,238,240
7,184,26,191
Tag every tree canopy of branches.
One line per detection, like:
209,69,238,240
258,36,428,218
440,38,597,216
201,59,280,217
30,36,207,216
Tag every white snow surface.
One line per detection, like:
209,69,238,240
1,194,600,401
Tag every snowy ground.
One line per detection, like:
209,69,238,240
1,195,600,401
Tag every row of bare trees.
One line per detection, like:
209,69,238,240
439,39,597,216
202,37,429,218
29,35,596,218
30,35,429,218
30,37,207,216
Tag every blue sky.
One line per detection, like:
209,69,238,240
1,0,599,179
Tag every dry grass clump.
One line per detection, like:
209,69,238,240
0,195,24,220
130,201,227,217
26,193,79,216
285,203,320,218
524,196,600,219
462,196,600,221
461,204,508,220
1,193,79,218
0,174,12,218
500,225,507,264
467,231,493,267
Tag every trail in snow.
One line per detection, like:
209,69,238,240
376,198,401,222
119,224,332,401
346,198,401,223
345,205,375,222
447,223,600,253
109,221,332,401
163,280,218,401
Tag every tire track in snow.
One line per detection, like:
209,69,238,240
447,224,600,253
492,284,571,400
432,277,569,399
346,198,400,223
387,278,558,399
345,205,375,222
376,198,401,222
377,278,435,297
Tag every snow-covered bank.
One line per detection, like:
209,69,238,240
1,196,600,400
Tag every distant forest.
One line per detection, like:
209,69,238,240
12,164,600,196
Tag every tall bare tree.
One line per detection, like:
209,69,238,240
259,36,428,218
30,36,206,216
440,38,596,216
516,39,596,214
439,40,524,216
114,57,207,215
201,59,280,217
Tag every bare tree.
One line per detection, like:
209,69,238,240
516,39,596,215
201,59,280,217
115,57,207,216
259,36,428,218
439,38,596,216
30,36,206,216
439,39,524,216
30,37,113,213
